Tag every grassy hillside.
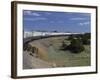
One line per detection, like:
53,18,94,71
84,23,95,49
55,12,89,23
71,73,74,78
28,36,90,68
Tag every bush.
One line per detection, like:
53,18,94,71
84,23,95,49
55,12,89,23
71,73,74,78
68,39,85,53
74,34,83,39
27,44,32,51
60,41,68,50
23,43,28,51
84,33,91,39
81,38,90,45
60,39,85,53
60,33,90,53
67,35,74,41
31,47,35,53
81,33,91,45
23,43,32,51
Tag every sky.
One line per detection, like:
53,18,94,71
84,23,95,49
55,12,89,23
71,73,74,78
23,10,91,33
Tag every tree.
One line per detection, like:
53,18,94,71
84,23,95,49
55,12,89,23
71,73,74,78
68,39,85,53
81,33,91,45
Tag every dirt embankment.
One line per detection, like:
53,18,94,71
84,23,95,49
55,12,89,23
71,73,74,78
29,40,49,61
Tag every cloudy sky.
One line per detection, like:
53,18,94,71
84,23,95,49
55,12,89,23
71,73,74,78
23,10,91,33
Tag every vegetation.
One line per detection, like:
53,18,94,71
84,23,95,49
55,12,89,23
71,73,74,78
23,43,37,54
23,43,27,51
60,41,68,50
61,33,90,53
81,33,91,45
26,44,32,51
25,36,90,68
68,39,85,53
23,43,32,51
67,35,74,41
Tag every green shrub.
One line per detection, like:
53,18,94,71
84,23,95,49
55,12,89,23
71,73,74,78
68,39,85,53
81,38,90,45
81,33,91,45
61,33,90,53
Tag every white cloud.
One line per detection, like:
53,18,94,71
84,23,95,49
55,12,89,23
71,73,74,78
24,17,47,21
24,11,41,16
32,13,40,16
70,17,86,20
79,22,90,26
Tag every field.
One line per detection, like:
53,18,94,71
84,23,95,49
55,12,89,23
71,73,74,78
23,36,91,69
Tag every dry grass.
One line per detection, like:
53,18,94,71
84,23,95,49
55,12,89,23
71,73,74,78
29,36,90,67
